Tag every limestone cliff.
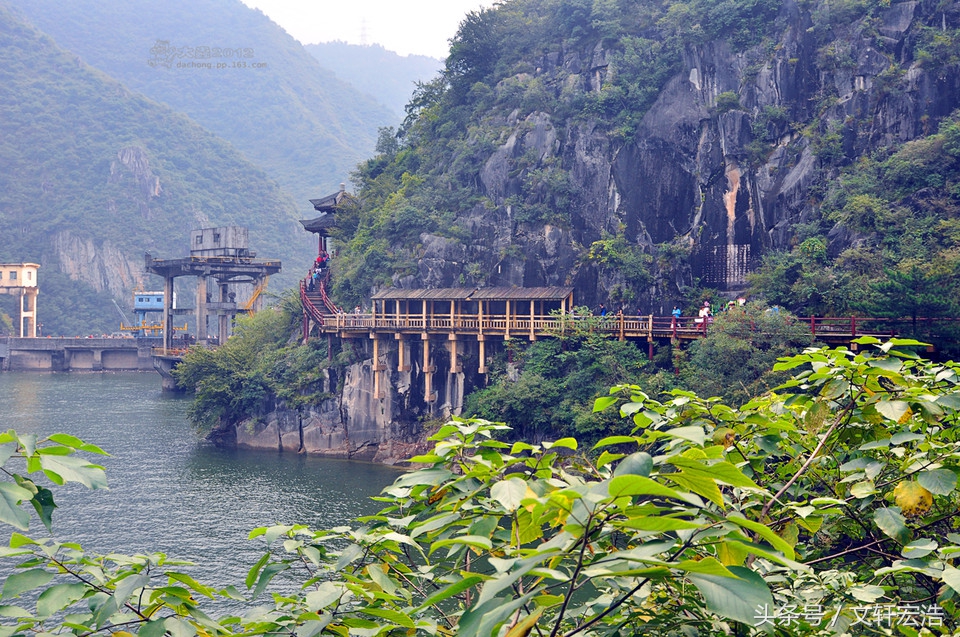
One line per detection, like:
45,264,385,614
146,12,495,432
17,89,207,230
356,0,960,313
227,340,477,463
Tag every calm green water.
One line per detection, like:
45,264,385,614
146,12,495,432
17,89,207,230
0,372,401,588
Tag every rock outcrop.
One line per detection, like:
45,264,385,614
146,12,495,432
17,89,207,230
401,0,960,312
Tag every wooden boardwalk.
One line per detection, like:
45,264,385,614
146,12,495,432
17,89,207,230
301,281,914,347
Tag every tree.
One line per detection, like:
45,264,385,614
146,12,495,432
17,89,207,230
5,339,960,636
859,265,957,330
679,302,814,404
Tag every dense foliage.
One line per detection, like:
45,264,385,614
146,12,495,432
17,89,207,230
6,341,960,635
172,292,338,435
750,113,960,343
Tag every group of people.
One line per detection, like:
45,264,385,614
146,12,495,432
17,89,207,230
306,249,330,293
592,298,748,321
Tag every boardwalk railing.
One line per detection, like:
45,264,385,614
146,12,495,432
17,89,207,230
303,311,951,343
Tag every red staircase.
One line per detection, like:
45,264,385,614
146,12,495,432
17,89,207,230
300,271,342,340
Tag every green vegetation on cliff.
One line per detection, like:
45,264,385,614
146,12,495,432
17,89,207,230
329,0,960,325
750,112,960,352
173,292,335,435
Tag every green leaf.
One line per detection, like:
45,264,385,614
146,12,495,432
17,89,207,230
165,572,214,598
29,486,56,532
676,557,736,577
608,475,684,501
410,512,461,538
613,452,653,478
688,566,774,626
902,539,938,559
505,608,543,637
429,535,493,554
245,553,269,589
619,517,701,532
0,483,34,531
593,435,637,449
0,605,31,618
592,395,618,412
874,507,911,544
458,592,535,637
917,469,957,495
875,400,911,422
664,471,723,507
251,562,287,599
849,481,877,498
667,457,760,489
665,426,705,447
546,437,577,450
36,583,87,618
596,451,624,469
941,565,960,595
414,576,484,612
305,582,345,611
46,434,86,448
490,478,528,513
37,455,107,490
2,568,54,598
725,515,796,560
360,607,415,628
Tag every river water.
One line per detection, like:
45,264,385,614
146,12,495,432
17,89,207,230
0,372,401,591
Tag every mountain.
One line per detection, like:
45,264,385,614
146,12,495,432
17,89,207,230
331,0,960,326
304,42,442,118
4,0,397,206
0,3,308,336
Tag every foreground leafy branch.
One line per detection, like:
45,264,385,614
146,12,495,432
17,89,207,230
3,339,960,636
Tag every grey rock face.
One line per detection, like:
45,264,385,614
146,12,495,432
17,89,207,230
399,0,960,310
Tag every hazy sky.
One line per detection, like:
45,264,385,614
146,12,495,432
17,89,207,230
240,0,493,59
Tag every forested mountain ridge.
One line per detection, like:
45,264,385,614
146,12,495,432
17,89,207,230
334,0,960,323
0,3,305,336
5,0,397,206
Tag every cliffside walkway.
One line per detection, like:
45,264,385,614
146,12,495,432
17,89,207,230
297,281,951,402
301,281,919,344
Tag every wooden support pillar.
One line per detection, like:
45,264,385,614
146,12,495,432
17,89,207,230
396,333,410,372
478,335,487,374
371,333,383,399
529,300,535,341
505,300,511,340
423,334,435,403
478,300,484,337
449,334,461,373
